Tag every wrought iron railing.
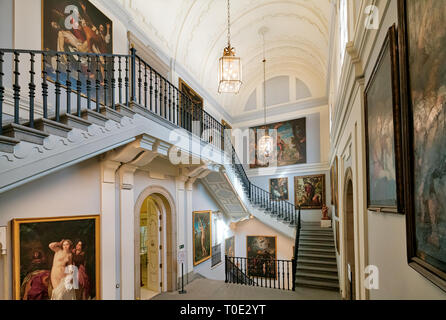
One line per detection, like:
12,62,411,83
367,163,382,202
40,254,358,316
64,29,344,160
292,205,302,291
225,255,294,291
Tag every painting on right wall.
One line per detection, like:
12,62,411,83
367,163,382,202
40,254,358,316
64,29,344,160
398,0,446,291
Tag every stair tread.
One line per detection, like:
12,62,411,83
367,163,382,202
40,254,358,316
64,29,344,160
297,265,338,273
296,271,339,280
295,278,339,288
298,258,337,265
299,252,336,258
299,247,335,253
299,242,335,247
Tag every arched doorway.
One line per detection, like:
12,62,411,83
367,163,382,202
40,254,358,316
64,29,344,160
343,168,356,300
134,187,177,300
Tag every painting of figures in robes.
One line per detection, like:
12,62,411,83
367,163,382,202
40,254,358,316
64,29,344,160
42,0,113,100
12,216,100,300
294,175,326,209
399,0,446,289
246,236,277,279
269,178,289,201
249,118,306,168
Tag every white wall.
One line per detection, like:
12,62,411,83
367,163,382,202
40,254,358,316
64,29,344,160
0,157,101,299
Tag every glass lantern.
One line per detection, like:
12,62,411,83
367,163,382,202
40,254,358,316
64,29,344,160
218,46,242,93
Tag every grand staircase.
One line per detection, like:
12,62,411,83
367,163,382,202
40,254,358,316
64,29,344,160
295,222,339,291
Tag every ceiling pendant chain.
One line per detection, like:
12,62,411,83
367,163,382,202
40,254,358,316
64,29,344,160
227,0,231,48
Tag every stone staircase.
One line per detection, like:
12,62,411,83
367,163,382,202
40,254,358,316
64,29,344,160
295,222,339,291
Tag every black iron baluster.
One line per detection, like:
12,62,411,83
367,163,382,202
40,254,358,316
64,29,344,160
55,53,61,122
118,56,122,105
76,57,82,117
125,56,129,107
163,79,167,119
130,47,136,103
95,55,101,112
176,89,179,126
42,52,48,119
28,53,35,128
104,56,108,107
111,56,116,110
154,73,158,114
66,56,72,115
86,56,92,110
149,68,153,111
144,62,147,108
138,57,142,105
168,83,172,122
287,261,290,290
13,51,20,124
0,51,3,135
160,77,164,117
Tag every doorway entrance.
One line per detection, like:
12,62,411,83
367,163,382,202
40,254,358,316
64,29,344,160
140,196,163,299
343,169,356,300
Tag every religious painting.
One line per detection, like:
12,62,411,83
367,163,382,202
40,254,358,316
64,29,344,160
42,0,113,99
330,157,339,217
269,178,289,201
193,211,212,266
294,174,326,209
225,236,235,257
398,0,446,291
249,117,306,168
364,24,403,214
12,215,100,300
246,236,277,279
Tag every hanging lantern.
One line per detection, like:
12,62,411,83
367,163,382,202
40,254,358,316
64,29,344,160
218,0,242,94
258,133,274,159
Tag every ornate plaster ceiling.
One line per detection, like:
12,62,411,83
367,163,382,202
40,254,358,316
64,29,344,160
118,0,331,118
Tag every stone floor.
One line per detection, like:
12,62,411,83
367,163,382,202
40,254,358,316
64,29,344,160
151,278,341,300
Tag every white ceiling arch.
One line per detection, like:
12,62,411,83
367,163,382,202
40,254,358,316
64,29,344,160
117,0,332,119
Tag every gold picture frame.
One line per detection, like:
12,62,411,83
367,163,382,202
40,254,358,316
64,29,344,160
193,210,212,266
246,235,277,279
12,215,101,300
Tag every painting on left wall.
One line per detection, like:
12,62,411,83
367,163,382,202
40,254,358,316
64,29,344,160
12,215,100,300
193,211,212,266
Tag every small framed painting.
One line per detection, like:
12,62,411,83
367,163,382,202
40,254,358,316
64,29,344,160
269,178,289,201
225,236,235,257
294,174,326,209
12,215,100,300
193,211,212,266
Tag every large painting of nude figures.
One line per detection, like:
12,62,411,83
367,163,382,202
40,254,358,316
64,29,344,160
12,216,100,300
399,0,446,290
42,0,112,99
249,118,306,168
193,211,212,266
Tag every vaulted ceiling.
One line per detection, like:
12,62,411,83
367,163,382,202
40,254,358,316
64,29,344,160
117,0,332,119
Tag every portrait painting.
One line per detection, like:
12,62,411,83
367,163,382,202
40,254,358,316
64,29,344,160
249,117,306,168
193,211,212,266
399,0,446,289
42,0,113,99
246,236,277,279
225,236,235,257
294,174,326,209
364,24,402,213
269,178,289,201
12,215,100,300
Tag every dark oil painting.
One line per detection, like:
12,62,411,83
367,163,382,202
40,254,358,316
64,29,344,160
12,216,100,300
364,25,400,212
249,118,306,168
401,0,446,277
269,178,289,201
42,0,113,100
294,174,326,209
246,236,277,279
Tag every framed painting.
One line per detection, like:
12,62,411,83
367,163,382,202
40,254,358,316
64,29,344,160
294,174,326,209
398,0,446,291
330,164,334,205
193,211,212,266
225,236,235,257
246,236,277,279
249,117,306,168
333,156,339,217
12,215,100,300
269,178,289,201
364,24,403,214
42,0,113,100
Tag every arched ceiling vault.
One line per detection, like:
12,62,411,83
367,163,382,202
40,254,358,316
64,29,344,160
119,0,331,118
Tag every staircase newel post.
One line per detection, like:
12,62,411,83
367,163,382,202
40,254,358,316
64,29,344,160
130,46,136,103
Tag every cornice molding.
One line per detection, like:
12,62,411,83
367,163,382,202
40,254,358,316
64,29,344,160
246,162,330,178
